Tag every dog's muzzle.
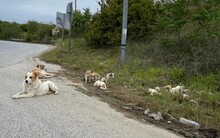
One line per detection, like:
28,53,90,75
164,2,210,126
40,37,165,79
25,80,28,84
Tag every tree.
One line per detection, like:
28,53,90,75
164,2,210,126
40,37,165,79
25,21,54,43
85,0,159,48
72,8,92,37
0,21,22,40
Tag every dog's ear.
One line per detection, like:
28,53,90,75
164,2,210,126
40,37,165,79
33,71,39,79
41,65,45,69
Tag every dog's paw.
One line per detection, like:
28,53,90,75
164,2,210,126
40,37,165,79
11,95,19,99
54,91,58,95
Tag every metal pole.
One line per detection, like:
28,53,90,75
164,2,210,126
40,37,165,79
120,0,128,64
68,2,73,55
61,13,65,51
75,0,77,11
61,29,64,50
68,22,72,54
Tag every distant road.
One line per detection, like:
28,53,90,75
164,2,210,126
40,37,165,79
0,41,48,67
0,41,182,138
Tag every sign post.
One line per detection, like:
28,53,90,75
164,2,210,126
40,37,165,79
66,2,73,55
120,0,128,64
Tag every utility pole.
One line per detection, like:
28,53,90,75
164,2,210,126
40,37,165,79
75,0,77,11
120,0,128,64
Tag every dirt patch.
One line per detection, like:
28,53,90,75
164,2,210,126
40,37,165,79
58,68,220,138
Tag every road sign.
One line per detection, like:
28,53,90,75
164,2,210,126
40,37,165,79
54,27,60,32
66,2,73,22
56,12,70,30
52,29,57,36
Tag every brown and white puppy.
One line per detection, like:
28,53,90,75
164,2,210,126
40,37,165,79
34,64,55,79
36,64,46,70
100,73,114,84
84,70,102,83
91,72,101,82
12,71,58,99
94,80,107,90
163,85,172,91
85,70,92,83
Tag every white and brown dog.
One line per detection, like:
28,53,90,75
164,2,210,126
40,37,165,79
91,72,101,82
84,70,101,83
94,80,107,90
164,85,185,94
148,87,161,95
34,64,55,79
12,71,58,99
100,73,114,84
169,85,185,94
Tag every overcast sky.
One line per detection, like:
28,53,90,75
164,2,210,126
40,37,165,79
0,0,100,24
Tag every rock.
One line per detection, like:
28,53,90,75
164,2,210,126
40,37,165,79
148,112,163,121
122,106,132,110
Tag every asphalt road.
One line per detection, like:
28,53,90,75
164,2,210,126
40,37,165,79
0,40,182,138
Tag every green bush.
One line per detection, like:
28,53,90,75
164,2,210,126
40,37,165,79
85,0,158,48
0,21,23,40
25,21,54,44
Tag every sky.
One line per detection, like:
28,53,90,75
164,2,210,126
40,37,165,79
0,0,100,24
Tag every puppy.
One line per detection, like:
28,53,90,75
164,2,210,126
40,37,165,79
34,64,55,79
12,71,58,99
94,80,107,90
91,72,101,82
148,88,158,95
154,87,160,92
163,85,172,91
100,73,114,84
85,70,92,83
169,85,185,94
36,64,46,70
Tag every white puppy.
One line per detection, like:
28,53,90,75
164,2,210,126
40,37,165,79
154,87,160,92
148,88,158,95
169,85,185,94
94,80,107,90
12,71,58,99
100,73,114,84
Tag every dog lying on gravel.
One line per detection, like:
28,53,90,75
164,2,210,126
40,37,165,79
12,70,58,99
34,64,55,79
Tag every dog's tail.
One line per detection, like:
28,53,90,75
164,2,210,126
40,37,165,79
47,81,58,95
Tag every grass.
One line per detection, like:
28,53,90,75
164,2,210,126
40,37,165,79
41,38,220,130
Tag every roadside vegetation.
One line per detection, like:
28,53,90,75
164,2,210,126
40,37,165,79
0,20,55,43
42,0,220,135
1,0,220,136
